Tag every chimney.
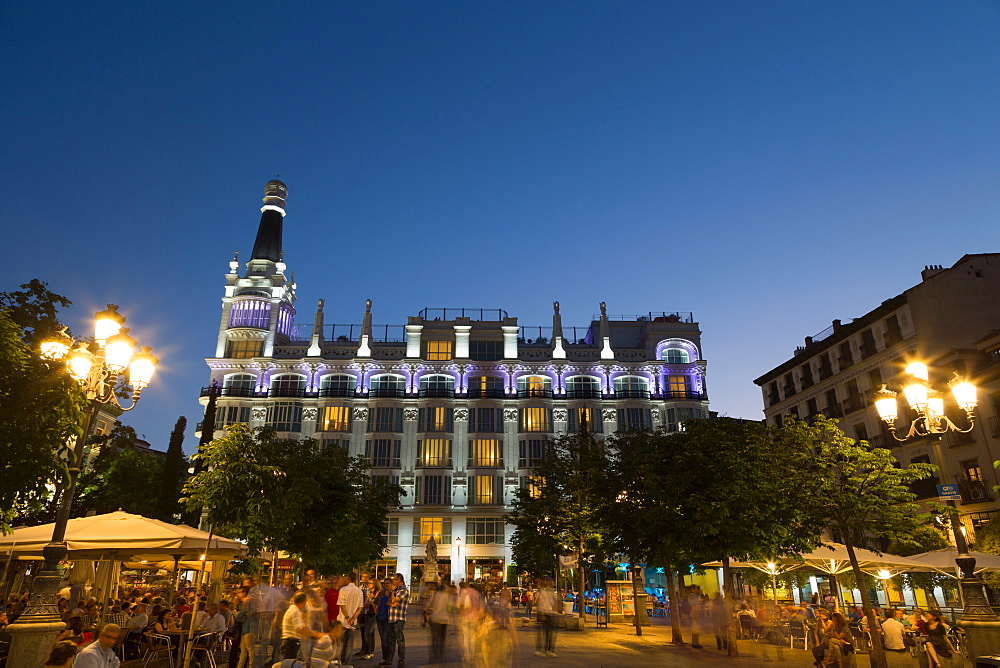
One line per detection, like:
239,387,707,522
921,264,945,281
832,319,842,332
804,336,814,347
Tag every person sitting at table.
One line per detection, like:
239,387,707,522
905,607,927,634
55,612,84,644
73,623,122,668
45,640,79,667
154,609,177,633
819,612,853,668
923,610,955,668
881,608,907,654
847,605,862,622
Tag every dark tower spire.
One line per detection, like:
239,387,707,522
250,179,287,262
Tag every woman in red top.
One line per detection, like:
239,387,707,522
324,577,342,626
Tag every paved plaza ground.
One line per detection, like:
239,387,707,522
124,607,976,668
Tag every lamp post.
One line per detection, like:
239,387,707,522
765,562,780,605
6,305,157,666
872,362,1000,658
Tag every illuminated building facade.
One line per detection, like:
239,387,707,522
199,180,710,583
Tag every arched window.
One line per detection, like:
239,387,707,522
419,374,456,398
270,374,306,398
369,374,406,398
614,376,650,399
222,373,256,397
468,376,505,398
320,373,357,398
565,376,601,399
662,348,690,364
517,375,552,398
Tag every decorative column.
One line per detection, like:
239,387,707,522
502,326,519,360
454,323,471,359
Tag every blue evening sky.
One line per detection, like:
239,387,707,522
2,1,998,451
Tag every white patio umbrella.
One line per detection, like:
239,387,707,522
904,548,1000,577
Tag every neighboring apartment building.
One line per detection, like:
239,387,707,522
197,180,710,584
754,254,1000,541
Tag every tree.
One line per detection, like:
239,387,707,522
668,418,825,656
74,423,167,518
507,428,613,624
181,424,403,574
780,416,938,668
0,279,73,346
156,416,188,521
971,514,1000,592
0,310,87,533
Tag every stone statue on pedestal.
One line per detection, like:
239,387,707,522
422,536,439,584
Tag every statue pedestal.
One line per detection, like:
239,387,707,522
6,545,67,668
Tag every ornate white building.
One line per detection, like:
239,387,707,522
199,180,710,583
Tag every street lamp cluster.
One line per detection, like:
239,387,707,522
873,362,977,440
6,305,157,665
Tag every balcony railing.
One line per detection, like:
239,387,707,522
202,386,258,398
467,388,507,399
418,388,456,398
369,388,406,398
842,397,864,414
268,387,308,398
566,388,602,399
818,366,833,380
824,405,844,418
615,389,651,399
415,459,453,469
518,388,554,399
783,384,796,397
319,386,356,398
767,393,781,406
838,356,854,370
801,377,814,389
468,459,505,468
958,478,992,504
662,390,706,400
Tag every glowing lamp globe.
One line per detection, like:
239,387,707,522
94,304,125,345
66,348,93,382
950,378,977,412
905,362,929,381
873,386,899,422
903,381,929,412
128,346,158,389
104,330,136,373
40,339,70,360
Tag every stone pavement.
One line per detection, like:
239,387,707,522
126,608,975,667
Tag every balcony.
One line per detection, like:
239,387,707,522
860,344,876,360
910,476,941,500
801,377,814,390
468,388,507,399
369,388,406,398
663,390,707,401
615,389,651,399
838,356,854,370
870,434,886,448
468,458,504,468
948,431,975,447
823,405,843,418
566,388,602,400
990,415,1000,439
268,387,308,398
319,386,356,398
518,388,554,399
419,388,456,398
767,393,781,407
202,386,257,398
818,366,833,380
782,384,796,398
958,478,992,504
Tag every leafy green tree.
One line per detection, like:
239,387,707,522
670,418,825,656
0,310,87,533
182,424,403,574
74,423,167,518
156,416,188,521
507,428,613,623
779,416,937,668
971,513,1000,592
0,279,73,346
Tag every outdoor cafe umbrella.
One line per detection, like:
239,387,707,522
0,510,245,560
904,548,1000,577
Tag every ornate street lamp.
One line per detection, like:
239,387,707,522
7,305,157,665
871,362,1000,655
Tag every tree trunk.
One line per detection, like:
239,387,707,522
578,538,586,624
662,553,684,644
631,562,642,636
722,557,739,657
844,538,887,668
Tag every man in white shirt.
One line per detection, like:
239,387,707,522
337,572,363,664
126,603,148,630
73,623,122,668
199,603,228,634
880,608,911,666
281,591,325,660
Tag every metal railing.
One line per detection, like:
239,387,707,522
268,387,308,398
615,389,651,399
419,307,509,321
467,388,507,399
594,312,694,323
566,388,602,399
418,388,456,398
369,388,406,398
319,386,357,398
518,388,554,399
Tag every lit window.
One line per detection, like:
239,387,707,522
418,407,454,432
668,375,688,397
270,374,306,396
614,376,649,397
224,339,263,359
663,348,690,363
223,373,256,396
426,340,453,361
565,376,601,398
520,407,551,432
320,374,356,397
228,299,271,328
413,517,452,544
466,517,506,545
417,439,452,467
567,407,602,433
468,375,505,397
369,374,406,397
519,475,543,498
319,406,351,431
419,374,455,397
517,375,552,397
469,439,503,467
470,475,502,505
415,476,452,505
94,420,109,436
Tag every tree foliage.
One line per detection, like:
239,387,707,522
0,279,73,346
74,423,167,518
507,428,612,620
0,309,87,533
972,513,1000,591
156,416,188,521
182,424,403,572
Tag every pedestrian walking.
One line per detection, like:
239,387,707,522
534,578,558,658
379,573,409,668
338,572,363,664
357,572,381,661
